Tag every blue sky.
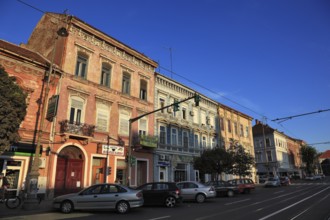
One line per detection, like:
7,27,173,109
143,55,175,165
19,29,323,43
1,0,329,152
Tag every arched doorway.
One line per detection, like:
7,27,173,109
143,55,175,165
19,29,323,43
54,145,84,196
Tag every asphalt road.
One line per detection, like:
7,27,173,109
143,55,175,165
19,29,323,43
2,179,330,220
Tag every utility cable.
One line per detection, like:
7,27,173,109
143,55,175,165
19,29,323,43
271,109,330,123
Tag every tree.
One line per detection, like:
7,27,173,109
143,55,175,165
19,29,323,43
193,147,234,181
0,66,27,153
229,139,255,178
300,145,318,174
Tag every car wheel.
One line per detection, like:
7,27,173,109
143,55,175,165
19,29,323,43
60,200,73,214
227,190,234,197
116,201,130,214
195,193,206,203
165,196,176,208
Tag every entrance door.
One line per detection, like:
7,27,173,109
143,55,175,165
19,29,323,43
159,166,167,182
55,158,83,196
136,160,147,186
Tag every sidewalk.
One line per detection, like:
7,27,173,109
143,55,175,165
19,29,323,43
0,199,54,218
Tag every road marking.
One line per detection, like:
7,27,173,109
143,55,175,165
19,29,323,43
148,216,171,220
273,190,284,194
290,193,330,220
225,199,250,205
258,186,330,220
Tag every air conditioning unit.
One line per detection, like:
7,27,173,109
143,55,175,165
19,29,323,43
167,108,173,113
190,111,194,116
159,154,165,160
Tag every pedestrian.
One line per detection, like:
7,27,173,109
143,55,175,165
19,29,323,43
0,173,10,201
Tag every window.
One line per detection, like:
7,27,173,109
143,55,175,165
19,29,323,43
202,136,206,147
267,151,272,162
75,54,88,79
182,107,187,120
227,119,232,133
194,134,199,148
159,126,166,144
139,118,147,136
69,97,84,124
245,126,249,137
211,138,216,148
140,80,147,100
119,110,130,135
183,131,188,148
171,128,177,146
96,103,110,132
240,124,244,137
256,152,262,162
159,98,165,113
122,72,131,95
266,138,271,147
220,117,224,131
234,122,238,135
100,63,111,87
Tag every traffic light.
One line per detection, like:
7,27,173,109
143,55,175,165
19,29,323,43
107,166,112,175
194,94,200,107
173,101,180,112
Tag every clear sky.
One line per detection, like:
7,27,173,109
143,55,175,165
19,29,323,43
1,0,329,152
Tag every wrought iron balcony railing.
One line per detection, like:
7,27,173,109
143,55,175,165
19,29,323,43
59,120,95,137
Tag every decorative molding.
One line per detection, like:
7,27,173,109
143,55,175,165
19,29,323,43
95,95,114,105
67,85,90,97
69,26,155,73
75,42,95,55
99,53,116,64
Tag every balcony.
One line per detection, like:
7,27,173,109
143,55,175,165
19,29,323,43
59,120,95,139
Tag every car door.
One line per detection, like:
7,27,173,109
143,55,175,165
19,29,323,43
178,182,197,200
75,185,104,209
138,183,154,205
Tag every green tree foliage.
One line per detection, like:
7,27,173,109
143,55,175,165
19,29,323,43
229,139,255,178
300,145,318,174
0,66,27,153
193,147,234,180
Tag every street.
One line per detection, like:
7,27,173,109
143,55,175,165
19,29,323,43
2,179,330,220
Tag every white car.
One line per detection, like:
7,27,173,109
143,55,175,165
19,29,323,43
176,181,216,203
264,177,281,187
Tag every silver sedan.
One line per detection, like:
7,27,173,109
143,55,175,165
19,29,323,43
176,181,216,203
53,183,143,214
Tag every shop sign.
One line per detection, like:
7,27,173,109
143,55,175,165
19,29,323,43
157,161,170,166
102,145,124,156
140,135,158,148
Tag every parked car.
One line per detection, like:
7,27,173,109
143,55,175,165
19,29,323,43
264,177,281,187
227,178,255,194
176,181,216,203
135,182,182,208
305,175,316,180
205,180,240,197
53,183,143,214
258,175,268,184
314,174,325,180
280,176,291,186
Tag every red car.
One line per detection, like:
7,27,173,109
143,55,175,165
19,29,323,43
227,178,255,194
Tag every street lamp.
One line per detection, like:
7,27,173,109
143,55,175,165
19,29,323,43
23,27,68,210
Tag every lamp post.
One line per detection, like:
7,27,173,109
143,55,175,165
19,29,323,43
104,135,110,183
23,27,68,210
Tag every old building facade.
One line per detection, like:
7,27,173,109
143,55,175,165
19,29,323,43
0,39,56,197
154,73,219,183
218,104,256,181
25,13,158,195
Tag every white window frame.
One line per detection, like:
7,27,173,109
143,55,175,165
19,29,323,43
68,96,85,124
119,110,130,136
159,125,166,144
75,54,88,79
171,128,178,146
138,117,148,136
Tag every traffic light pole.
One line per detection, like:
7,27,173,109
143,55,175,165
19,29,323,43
126,93,200,186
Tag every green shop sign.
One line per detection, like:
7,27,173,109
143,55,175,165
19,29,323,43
140,135,158,148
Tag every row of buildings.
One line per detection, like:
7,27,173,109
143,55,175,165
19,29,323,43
0,13,304,199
